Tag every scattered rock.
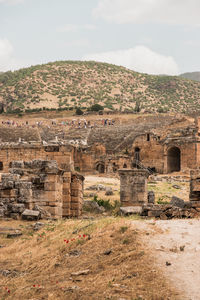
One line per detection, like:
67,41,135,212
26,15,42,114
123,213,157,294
71,269,90,276
69,250,81,257
32,222,44,231
83,200,105,213
105,187,113,196
64,286,80,292
180,245,185,252
0,269,19,277
166,261,171,266
103,249,112,255
172,184,182,189
170,196,185,208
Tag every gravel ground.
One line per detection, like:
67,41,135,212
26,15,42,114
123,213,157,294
132,219,200,300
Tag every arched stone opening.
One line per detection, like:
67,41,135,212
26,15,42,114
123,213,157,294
123,163,127,168
96,163,105,174
167,147,181,173
134,147,140,161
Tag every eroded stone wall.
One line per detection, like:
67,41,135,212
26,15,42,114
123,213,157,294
0,159,84,219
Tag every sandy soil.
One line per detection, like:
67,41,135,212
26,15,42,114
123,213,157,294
132,219,200,300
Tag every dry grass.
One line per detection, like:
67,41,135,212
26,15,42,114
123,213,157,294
0,217,179,300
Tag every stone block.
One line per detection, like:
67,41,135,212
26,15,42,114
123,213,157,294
22,209,40,221
120,206,143,215
44,182,56,191
10,161,24,169
15,181,32,189
2,180,14,189
11,204,25,213
71,196,79,203
0,189,18,198
148,210,163,217
19,189,32,199
62,208,70,216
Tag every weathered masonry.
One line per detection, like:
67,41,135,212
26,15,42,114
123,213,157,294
0,160,84,219
118,169,149,206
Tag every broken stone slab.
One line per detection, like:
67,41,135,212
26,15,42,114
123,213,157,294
22,209,40,221
34,205,52,219
170,196,185,208
7,231,22,238
71,269,90,276
120,206,143,216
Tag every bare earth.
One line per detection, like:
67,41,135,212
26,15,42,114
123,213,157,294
132,219,200,300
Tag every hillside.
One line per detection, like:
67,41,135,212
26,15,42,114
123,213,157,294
179,71,200,82
1,61,200,114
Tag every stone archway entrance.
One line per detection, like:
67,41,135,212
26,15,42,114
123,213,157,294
167,147,181,173
96,162,105,174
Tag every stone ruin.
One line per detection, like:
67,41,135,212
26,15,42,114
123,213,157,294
0,159,84,220
119,168,200,219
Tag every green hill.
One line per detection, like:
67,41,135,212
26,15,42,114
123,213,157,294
179,72,200,82
1,61,200,114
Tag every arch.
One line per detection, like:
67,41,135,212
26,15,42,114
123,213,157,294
123,163,127,168
167,146,181,173
96,162,105,174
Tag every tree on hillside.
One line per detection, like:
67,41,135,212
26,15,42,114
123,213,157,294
75,107,83,115
89,104,104,111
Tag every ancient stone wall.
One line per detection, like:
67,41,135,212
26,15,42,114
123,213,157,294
0,144,74,173
118,169,149,206
0,160,84,219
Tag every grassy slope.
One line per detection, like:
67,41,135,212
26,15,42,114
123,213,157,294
0,217,178,300
0,61,200,114
179,72,200,82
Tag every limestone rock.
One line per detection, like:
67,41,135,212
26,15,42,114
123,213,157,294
83,200,105,213
71,269,90,276
170,196,185,208
120,206,143,216
22,209,40,221
105,187,113,195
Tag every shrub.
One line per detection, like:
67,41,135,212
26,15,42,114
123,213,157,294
89,104,104,112
75,107,83,115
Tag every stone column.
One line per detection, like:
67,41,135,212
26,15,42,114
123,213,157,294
118,169,149,207
190,169,200,203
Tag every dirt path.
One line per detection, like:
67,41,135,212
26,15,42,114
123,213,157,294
132,219,200,300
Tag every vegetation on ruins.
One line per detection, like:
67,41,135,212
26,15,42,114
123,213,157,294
1,61,200,114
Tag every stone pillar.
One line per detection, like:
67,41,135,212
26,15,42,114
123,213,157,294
118,169,149,207
189,169,200,203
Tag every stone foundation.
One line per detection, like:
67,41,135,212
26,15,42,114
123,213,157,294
0,159,84,219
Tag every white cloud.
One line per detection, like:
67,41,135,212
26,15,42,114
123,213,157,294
0,38,33,72
58,24,96,33
93,0,200,26
82,46,179,75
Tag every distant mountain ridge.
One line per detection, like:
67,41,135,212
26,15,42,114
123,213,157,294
1,61,200,114
179,72,200,82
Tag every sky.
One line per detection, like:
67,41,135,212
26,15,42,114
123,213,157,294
0,0,200,75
